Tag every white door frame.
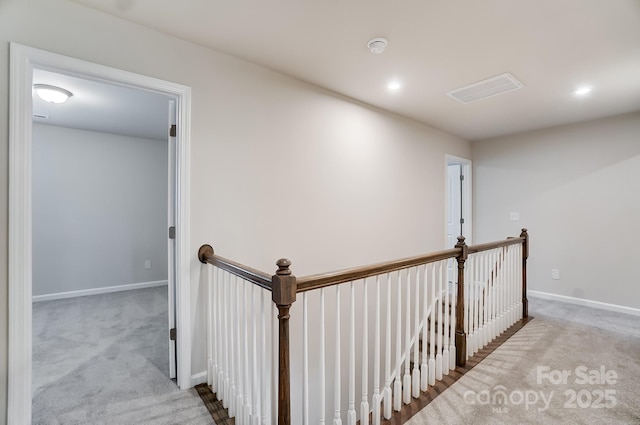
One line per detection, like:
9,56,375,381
445,154,472,246
8,43,192,424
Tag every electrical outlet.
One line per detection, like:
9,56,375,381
145,260,152,270
551,269,560,280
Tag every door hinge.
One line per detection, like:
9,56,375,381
460,174,465,181
460,218,465,224
170,328,176,341
170,124,177,137
169,226,176,239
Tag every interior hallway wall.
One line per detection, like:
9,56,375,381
0,1,470,421
32,124,168,297
473,111,640,310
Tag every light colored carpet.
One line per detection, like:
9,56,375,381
32,287,214,425
405,297,640,424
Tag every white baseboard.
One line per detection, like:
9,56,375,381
528,290,640,317
32,280,168,302
190,371,208,388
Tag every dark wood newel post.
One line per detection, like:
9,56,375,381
520,228,529,318
271,258,296,425
455,236,468,367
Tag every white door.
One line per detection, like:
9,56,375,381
447,163,463,249
447,164,462,285
167,100,177,379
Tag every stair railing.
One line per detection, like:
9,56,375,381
198,229,529,425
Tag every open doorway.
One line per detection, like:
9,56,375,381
30,67,178,420
9,43,192,424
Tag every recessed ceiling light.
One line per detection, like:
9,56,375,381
33,84,73,104
387,81,401,91
574,86,592,96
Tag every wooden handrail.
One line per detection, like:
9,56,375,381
296,248,460,292
467,236,525,254
197,244,272,290
197,235,525,294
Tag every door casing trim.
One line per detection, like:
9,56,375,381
8,43,193,424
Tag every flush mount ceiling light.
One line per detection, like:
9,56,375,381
367,38,388,54
33,84,73,104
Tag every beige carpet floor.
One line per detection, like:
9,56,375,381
405,297,640,424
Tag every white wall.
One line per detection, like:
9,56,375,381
32,124,168,297
0,0,470,421
473,111,640,310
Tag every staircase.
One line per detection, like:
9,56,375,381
198,229,529,425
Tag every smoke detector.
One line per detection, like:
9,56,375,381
367,38,388,54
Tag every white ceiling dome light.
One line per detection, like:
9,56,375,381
367,38,388,54
33,84,73,104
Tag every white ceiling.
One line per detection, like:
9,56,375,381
70,0,640,141
33,68,170,140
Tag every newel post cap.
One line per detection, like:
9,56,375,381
455,235,468,261
272,258,296,306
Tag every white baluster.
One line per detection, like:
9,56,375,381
489,249,497,341
210,265,215,386
428,264,436,387
471,255,478,355
515,245,520,323
420,264,429,391
393,271,402,412
212,267,218,392
435,262,443,381
443,261,450,375
383,274,392,420
464,257,471,360
500,247,506,334
272,303,278,424
449,269,456,370
228,275,236,417
479,254,483,351
261,289,267,425
361,279,370,425
403,269,411,404
334,285,342,425
471,257,478,355
215,269,227,400
518,244,523,320
252,286,259,425
372,276,382,425
303,292,309,425
243,280,250,425
482,251,490,347
320,288,326,425
475,253,482,352
511,246,516,323
223,272,230,408
412,267,420,397
348,282,356,425
237,279,244,425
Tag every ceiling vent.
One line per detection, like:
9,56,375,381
447,73,524,104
